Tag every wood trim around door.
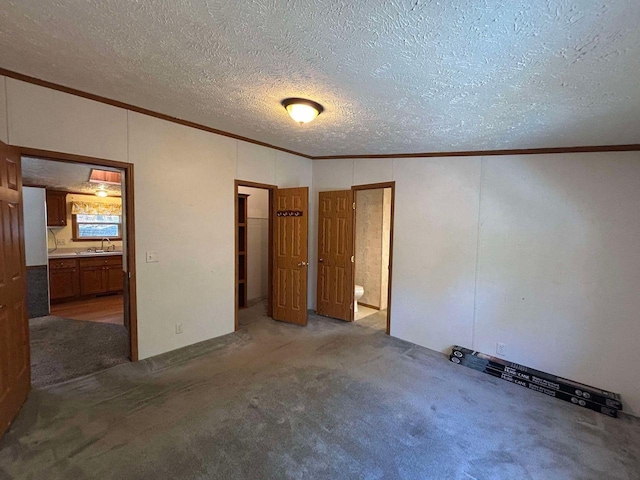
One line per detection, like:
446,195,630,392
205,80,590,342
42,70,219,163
234,180,277,331
352,181,395,335
16,147,139,361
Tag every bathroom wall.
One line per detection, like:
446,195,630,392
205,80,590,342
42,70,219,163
355,188,384,308
380,188,392,310
238,186,269,302
47,193,124,250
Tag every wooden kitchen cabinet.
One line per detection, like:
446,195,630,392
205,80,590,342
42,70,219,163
79,266,106,295
106,265,124,292
46,190,68,227
79,256,123,296
49,255,123,303
49,258,79,300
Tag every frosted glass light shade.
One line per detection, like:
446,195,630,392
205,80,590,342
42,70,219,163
281,98,324,124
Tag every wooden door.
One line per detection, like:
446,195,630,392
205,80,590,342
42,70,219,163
0,140,30,437
272,187,308,325
316,190,354,321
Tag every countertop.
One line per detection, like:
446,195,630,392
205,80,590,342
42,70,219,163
48,249,123,259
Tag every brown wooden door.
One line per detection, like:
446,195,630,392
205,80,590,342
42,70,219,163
272,187,308,325
0,140,30,437
316,190,354,321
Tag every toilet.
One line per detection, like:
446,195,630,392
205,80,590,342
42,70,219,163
354,285,365,313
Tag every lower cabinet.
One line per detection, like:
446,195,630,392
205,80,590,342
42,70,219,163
49,259,80,300
79,266,107,295
106,265,124,292
49,255,123,303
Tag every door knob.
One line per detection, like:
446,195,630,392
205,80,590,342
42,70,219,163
297,261,308,267
319,258,324,262
0,305,5,310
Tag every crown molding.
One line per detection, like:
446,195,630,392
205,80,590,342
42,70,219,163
2,67,639,161
0,67,313,159
313,144,640,160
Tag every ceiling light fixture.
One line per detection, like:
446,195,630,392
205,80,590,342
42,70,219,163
95,185,108,197
281,98,324,124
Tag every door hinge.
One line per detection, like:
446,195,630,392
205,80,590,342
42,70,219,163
351,255,354,263
350,303,353,310
352,202,356,210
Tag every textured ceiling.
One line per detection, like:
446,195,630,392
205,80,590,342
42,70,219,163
22,157,122,196
1,0,640,157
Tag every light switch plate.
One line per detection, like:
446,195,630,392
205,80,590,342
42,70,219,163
146,251,159,263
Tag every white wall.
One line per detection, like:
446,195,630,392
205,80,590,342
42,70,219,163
7,79,128,160
22,187,47,267
238,186,269,218
238,186,269,301
312,153,640,415
6,78,312,360
128,112,237,357
475,153,640,416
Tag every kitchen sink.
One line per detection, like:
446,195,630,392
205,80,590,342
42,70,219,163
75,250,120,255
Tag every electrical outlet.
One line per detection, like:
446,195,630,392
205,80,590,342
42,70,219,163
496,342,507,357
56,238,66,245
175,323,183,334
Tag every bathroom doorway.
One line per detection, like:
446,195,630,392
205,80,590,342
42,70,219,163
315,181,395,334
353,184,393,332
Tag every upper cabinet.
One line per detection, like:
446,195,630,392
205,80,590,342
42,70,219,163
46,190,67,227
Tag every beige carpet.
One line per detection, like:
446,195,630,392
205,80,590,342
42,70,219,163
29,316,129,387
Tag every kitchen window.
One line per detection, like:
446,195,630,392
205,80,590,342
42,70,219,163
73,214,122,240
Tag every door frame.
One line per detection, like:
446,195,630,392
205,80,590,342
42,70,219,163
17,147,139,360
234,179,276,331
352,181,396,335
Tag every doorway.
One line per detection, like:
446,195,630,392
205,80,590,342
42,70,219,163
21,154,134,386
353,185,393,332
0,142,137,436
234,180,310,330
236,183,273,326
316,182,395,335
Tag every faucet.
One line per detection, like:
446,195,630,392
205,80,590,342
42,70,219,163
101,238,112,252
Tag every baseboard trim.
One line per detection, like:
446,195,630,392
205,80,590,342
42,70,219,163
358,302,380,310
